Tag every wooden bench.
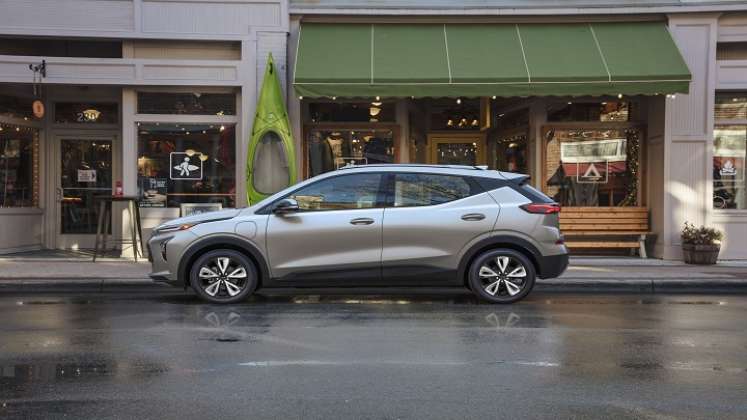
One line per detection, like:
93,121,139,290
560,207,650,258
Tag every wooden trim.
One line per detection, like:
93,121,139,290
301,123,400,179
427,131,487,165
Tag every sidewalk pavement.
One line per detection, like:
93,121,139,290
1,255,747,294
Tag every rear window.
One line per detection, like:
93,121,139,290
519,182,554,204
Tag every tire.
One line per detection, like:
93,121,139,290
189,249,258,304
467,248,536,304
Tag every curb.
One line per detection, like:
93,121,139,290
0,277,746,294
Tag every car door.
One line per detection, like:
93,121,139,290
266,172,386,283
381,172,500,283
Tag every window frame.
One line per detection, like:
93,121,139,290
713,91,747,212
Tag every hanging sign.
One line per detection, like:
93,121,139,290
32,100,45,119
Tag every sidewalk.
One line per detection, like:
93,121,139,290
1,254,747,293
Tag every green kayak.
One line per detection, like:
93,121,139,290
247,53,297,205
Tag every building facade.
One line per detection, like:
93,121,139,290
285,0,747,260
0,0,290,254
1,1,747,261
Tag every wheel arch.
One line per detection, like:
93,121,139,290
178,234,270,290
458,235,542,286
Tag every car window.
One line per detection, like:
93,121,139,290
289,173,383,211
393,173,478,207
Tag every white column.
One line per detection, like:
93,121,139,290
661,13,720,260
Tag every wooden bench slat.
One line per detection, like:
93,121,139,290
566,241,641,249
561,217,648,224
561,224,649,231
563,207,648,212
564,231,649,236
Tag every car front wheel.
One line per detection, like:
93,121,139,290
190,249,258,303
468,249,536,304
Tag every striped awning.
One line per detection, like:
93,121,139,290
293,22,691,98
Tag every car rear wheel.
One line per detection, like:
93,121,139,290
190,249,258,304
468,249,535,304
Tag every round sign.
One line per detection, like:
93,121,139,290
32,100,45,119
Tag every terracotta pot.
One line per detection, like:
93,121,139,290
682,243,720,265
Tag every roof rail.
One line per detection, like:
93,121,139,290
337,163,488,171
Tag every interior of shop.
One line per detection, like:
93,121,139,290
301,96,648,210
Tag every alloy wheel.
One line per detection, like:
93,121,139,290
478,256,528,298
197,256,249,299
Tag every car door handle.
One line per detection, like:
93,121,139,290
350,217,375,225
461,213,486,221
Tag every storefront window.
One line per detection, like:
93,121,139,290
547,101,630,122
0,123,39,207
307,129,394,176
137,92,236,116
713,126,746,210
429,98,482,130
544,128,641,207
714,93,747,210
54,102,119,124
494,133,528,173
137,123,236,208
309,102,394,123
715,93,747,120
0,95,35,120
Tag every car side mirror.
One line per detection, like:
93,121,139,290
272,198,300,215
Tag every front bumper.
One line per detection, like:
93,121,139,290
537,253,569,279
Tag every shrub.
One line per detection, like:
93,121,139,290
681,222,723,246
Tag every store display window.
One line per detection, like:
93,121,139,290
547,101,630,122
306,129,394,176
544,128,641,207
714,93,747,210
0,122,39,207
309,102,394,123
137,123,236,208
137,92,236,116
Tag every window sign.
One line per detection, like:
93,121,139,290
77,169,97,183
139,177,167,208
170,152,203,180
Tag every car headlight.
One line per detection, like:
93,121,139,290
157,223,196,234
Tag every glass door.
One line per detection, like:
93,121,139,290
428,134,486,166
57,138,113,249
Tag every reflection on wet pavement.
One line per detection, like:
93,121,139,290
0,292,746,419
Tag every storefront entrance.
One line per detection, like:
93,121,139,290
428,133,486,166
54,136,115,250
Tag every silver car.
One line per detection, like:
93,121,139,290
148,165,568,304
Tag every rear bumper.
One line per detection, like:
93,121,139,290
537,253,569,279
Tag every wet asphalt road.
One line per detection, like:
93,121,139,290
0,290,746,420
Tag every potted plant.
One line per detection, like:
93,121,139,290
681,222,723,265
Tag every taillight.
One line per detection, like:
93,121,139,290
520,203,561,214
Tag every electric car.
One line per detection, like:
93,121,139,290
148,165,568,304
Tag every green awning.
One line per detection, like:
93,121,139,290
293,22,691,98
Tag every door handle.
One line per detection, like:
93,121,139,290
461,213,486,221
350,217,375,225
